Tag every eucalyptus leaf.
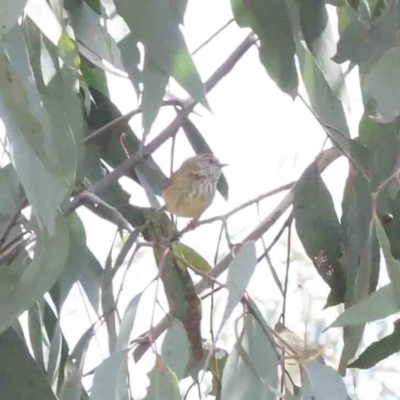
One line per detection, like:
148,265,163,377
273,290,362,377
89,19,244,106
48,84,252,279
218,241,257,335
231,0,298,95
302,361,348,400
0,327,58,400
221,313,278,400
89,350,130,400
143,360,181,400
113,0,207,107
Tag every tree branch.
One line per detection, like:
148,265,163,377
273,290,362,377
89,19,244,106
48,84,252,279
132,146,342,361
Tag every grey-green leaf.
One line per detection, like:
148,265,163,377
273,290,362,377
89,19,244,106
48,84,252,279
231,0,298,95
302,361,348,400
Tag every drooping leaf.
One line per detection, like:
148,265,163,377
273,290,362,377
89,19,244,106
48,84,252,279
0,41,68,233
116,290,145,351
27,302,46,372
293,163,345,305
375,217,400,307
302,361,348,400
117,32,141,95
330,283,398,327
363,47,400,122
143,360,181,400
89,350,130,400
0,0,27,37
142,52,169,134
181,118,229,200
231,0,298,95
60,324,95,400
218,241,257,334
348,319,400,369
78,247,103,314
339,161,376,373
298,0,349,109
53,213,87,310
332,2,399,73
221,313,279,400
68,2,124,70
0,327,58,400
114,0,207,108
161,318,190,380
296,41,350,143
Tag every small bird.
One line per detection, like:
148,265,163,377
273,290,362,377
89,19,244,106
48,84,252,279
162,153,226,221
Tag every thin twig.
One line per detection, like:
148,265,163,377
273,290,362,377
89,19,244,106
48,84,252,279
177,181,295,238
75,192,133,232
191,18,235,56
280,220,293,395
281,221,292,325
84,99,183,144
257,212,294,264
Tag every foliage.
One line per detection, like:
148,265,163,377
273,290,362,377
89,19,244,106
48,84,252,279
1,0,400,399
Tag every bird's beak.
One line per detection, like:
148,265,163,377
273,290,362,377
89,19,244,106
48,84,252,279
220,163,229,168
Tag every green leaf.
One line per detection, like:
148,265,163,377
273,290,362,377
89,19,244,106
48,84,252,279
231,0,298,95
221,313,278,400
296,41,350,141
78,248,103,314
293,164,345,305
330,283,398,327
0,0,27,37
348,319,400,369
27,302,46,371
181,118,229,200
332,3,399,73
0,327,58,400
171,242,212,274
60,325,95,400
218,241,257,334
143,360,181,400
161,318,190,380
142,53,169,134
302,361,348,400
375,217,400,307
339,163,375,371
0,214,70,335
114,0,207,106
115,290,144,351
363,47,400,122
56,213,87,309
47,323,62,389
69,2,123,69
118,32,141,95
80,56,109,97
89,350,129,400
298,0,349,109
0,45,68,233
